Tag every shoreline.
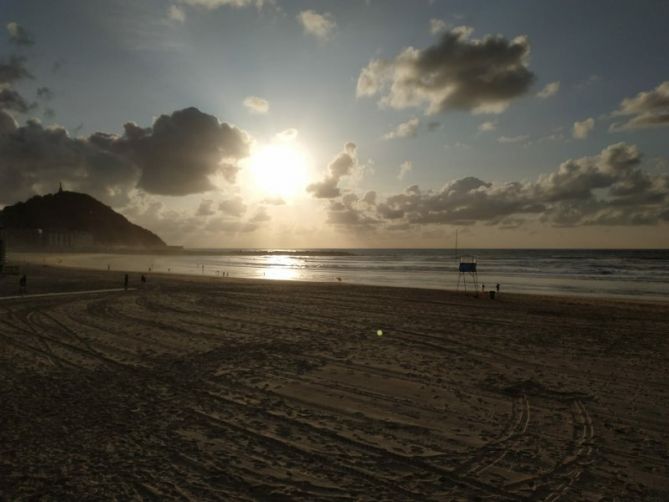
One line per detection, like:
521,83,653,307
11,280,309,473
6,254,669,305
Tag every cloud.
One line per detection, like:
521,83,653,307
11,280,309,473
168,5,186,22
0,56,34,115
297,10,336,41
497,134,529,144
356,26,535,115
196,199,216,216
398,160,413,180
326,194,379,229
0,56,32,85
318,143,668,230
243,96,269,114
249,207,270,223
429,19,449,35
537,81,560,99
383,117,419,140
478,120,496,132
0,115,138,206
178,0,267,9
362,190,377,205
575,74,600,90
0,109,18,134
6,22,34,47
123,198,201,245
306,143,357,198
0,88,33,113
100,107,250,196
276,128,298,141
609,81,669,131
0,107,251,205
205,217,259,234
36,87,53,100
572,117,594,139
219,163,240,183
167,0,271,25
262,196,285,205
218,196,247,217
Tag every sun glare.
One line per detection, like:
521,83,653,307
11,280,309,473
247,143,310,199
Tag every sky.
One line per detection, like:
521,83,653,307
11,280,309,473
1,0,668,248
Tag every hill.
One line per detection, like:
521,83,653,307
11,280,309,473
0,190,166,249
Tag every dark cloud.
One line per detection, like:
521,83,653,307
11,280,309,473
0,109,18,134
610,81,669,131
196,199,216,216
0,118,138,206
36,87,54,100
6,22,34,47
306,142,357,198
317,190,379,230
0,88,33,113
362,190,377,205
319,143,669,230
105,107,250,196
219,163,240,183
0,55,35,116
218,196,247,217
0,107,251,205
0,56,32,85
357,26,535,115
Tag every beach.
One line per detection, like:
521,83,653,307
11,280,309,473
1,266,668,500
13,248,669,301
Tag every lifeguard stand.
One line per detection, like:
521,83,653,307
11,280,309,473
457,255,479,293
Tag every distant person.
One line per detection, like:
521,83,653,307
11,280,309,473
496,283,500,293
19,274,27,295
141,274,146,286
482,283,485,293
124,273,129,291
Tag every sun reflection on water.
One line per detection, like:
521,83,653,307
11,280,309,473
261,255,301,281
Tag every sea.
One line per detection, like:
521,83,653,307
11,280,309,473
23,248,669,301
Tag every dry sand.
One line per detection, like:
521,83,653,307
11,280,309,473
1,265,668,500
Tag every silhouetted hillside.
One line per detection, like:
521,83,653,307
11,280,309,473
0,190,165,249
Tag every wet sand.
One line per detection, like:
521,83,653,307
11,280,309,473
1,266,668,500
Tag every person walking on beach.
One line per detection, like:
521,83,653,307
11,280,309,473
19,274,27,295
141,274,146,287
496,283,500,294
124,273,129,291
481,283,485,293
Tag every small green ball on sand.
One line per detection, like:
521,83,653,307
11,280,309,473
377,329,383,336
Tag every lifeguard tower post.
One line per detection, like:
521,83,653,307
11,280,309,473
457,255,479,293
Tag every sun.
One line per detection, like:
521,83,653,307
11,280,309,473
247,142,310,199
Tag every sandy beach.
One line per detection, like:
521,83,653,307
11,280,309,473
0,265,668,500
